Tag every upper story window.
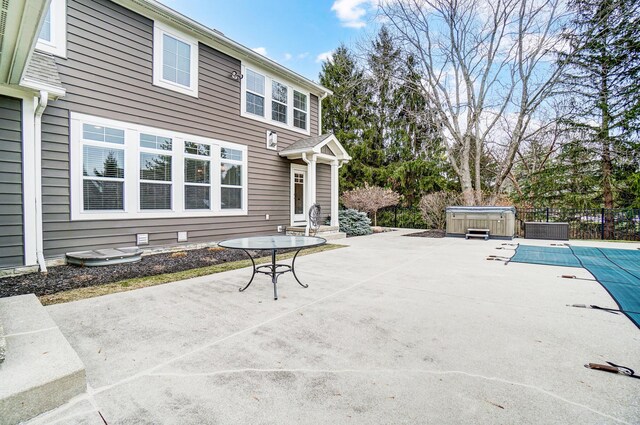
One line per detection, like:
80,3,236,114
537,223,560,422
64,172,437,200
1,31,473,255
293,91,308,130
240,65,311,135
153,23,199,97
36,0,66,57
271,81,288,124
245,69,265,117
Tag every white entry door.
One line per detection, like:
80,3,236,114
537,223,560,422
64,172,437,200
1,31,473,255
291,165,306,224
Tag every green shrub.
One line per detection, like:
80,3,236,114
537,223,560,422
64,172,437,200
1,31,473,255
336,209,373,236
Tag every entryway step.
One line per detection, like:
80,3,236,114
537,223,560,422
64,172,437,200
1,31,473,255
0,295,86,425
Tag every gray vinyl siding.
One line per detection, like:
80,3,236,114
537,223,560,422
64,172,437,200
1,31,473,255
40,0,324,257
316,164,332,224
0,96,24,267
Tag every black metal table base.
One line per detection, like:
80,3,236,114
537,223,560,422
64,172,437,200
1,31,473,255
238,248,308,300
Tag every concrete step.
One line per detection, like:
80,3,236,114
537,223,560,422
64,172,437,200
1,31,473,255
322,232,347,241
0,295,86,425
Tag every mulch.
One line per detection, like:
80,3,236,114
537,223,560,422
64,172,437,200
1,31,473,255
0,247,278,298
403,229,446,238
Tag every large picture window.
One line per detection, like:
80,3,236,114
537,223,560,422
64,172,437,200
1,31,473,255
70,113,247,220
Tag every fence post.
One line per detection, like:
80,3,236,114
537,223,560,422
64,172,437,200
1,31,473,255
546,207,549,222
394,206,397,228
601,208,605,240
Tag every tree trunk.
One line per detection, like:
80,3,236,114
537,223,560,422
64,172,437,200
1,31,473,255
600,39,614,239
460,135,475,206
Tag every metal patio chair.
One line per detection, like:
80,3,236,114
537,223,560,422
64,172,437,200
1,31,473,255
306,203,321,236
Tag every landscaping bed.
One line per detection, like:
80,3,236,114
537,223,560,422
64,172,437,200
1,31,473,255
0,246,339,301
404,229,446,238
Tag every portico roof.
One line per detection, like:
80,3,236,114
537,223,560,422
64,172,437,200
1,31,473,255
278,133,351,163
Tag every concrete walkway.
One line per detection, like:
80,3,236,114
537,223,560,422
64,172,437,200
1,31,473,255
26,231,640,424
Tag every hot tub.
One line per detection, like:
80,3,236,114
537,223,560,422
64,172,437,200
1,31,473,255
445,206,516,240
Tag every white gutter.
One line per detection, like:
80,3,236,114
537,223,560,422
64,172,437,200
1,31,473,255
34,90,48,272
118,0,332,97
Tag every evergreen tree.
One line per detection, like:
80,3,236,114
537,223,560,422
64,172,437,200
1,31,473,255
561,0,640,234
319,44,371,192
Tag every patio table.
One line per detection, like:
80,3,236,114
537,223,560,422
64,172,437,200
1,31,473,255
218,235,326,300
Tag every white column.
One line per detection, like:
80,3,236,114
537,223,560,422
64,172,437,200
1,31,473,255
330,160,339,227
307,155,317,209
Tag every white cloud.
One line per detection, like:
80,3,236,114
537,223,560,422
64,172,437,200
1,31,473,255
331,0,370,28
316,50,335,63
252,47,268,57
284,53,292,61
297,52,309,59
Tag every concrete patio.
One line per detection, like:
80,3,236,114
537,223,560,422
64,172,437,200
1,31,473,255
24,230,640,424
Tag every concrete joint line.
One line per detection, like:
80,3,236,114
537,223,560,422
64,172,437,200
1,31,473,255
147,367,629,424
88,256,423,397
2,326,57,338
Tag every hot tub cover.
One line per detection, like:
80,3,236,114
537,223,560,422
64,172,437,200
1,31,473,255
445,206,516,214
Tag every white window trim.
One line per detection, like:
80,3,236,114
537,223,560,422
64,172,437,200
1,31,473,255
153,22,199,98
36,0,67,58
70,113,248,221
240,62,311,136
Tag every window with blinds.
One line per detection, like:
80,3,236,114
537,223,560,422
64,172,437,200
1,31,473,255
184,142,211,210
221,148,243,210
81,125,125,211
140,134,173,210
71,113,247,220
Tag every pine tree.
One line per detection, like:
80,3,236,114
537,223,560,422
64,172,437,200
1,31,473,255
561,0,640,234
319,44,371,192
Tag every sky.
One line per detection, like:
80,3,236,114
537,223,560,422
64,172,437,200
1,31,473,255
158,0,380,82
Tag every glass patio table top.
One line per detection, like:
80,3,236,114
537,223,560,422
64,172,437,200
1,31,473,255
218,235,326,250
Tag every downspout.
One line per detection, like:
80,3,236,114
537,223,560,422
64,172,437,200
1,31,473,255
301,153,310,236
34,91,48,272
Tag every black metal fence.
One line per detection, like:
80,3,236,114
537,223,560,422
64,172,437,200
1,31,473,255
377,206,428,229
375,206,640,241
515,208,640,241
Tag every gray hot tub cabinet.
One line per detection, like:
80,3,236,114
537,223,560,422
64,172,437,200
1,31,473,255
445,206,516,240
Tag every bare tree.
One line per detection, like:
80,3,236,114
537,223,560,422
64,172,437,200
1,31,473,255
341,184,401,226
379,0,570,205
419,191,461,229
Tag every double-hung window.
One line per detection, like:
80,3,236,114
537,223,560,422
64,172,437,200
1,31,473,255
246,69,265,117
184,142,211,210
293,91,308,130
71,113,247,220
271,81,288,124
153,23,199,97
220,148,243,210
81,124,125,211
36,0,66,57
139,134,173,210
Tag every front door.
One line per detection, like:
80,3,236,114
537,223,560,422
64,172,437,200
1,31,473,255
291,165,306,224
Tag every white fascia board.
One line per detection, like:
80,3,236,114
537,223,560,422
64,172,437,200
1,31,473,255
113,0,332,98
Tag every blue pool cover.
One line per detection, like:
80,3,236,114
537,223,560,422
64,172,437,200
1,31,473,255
510,245,640,329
